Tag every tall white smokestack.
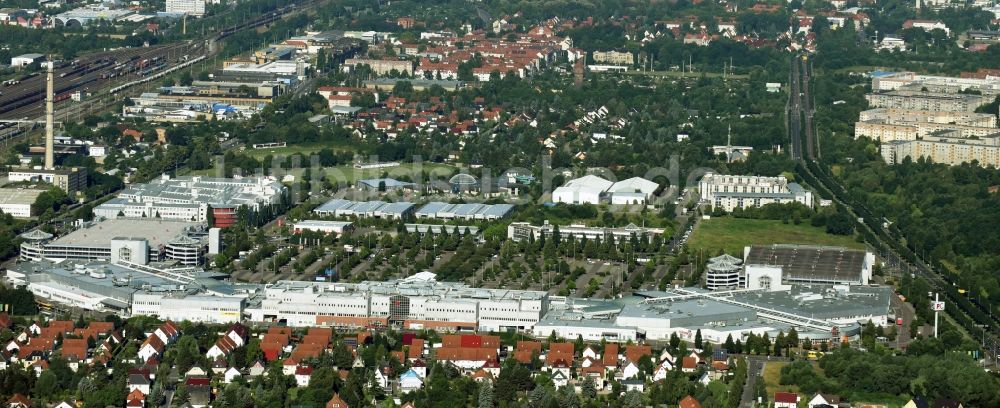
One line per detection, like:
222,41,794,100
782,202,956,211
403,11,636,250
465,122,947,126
44,59,54,170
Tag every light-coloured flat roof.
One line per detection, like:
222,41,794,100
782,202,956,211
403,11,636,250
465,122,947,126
0,188,45,205
53,218,202,247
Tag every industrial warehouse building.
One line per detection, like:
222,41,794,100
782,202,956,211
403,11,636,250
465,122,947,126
93,175,286,227
532,285,891,344
552,175,659,205
5,258,891,344
743,244,875,286
699,173,813,212
250,272,548,330
313,199,415,219
5,259,246,322
414,202,514,220
19,219,209,266
0,188,45,218
292,220,355,235
507,221,665,243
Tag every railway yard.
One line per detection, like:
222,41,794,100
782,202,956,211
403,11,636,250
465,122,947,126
0,42,200,120
0,0,319,143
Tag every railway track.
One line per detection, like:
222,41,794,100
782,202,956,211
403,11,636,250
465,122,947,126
0,42,195,121
788,54,1000,361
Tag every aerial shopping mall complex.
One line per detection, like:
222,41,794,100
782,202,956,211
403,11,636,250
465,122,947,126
7,217,888,345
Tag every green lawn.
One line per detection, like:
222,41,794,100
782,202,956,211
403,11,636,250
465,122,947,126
192,161,457,184
621,70,750,80
762,361,798,395
294,162,457,184
687,217,864,256
243,141,355,159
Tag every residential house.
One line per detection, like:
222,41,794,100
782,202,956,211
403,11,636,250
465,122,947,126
206,324,248,360
326,394,349,408
128,373,151,395
295,366,314,386
7,394,31,408
621,362,641,380
903,397,929,408
126,389,146,408
472,368,494,383
186,377,211,408
774,392,800,408
697,372,711,386
808,393,841,408
185,366,208,378
224,367,242,384
211,357,228,374
434,347,497,370
622,379,644,392
482,359,501,378
411,359,427,378
138,332,165,362
652,359,674,382
399,369,424,393
680,396,702,408
681,356,698,373
624,345,652,364
152,321,180,345
603,344,620,370
248,360,267,377
374,366,391,390
551,369,570,388
52,400,75,408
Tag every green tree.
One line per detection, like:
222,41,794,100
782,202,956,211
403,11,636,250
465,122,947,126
33,371,57,402
478,381,494,408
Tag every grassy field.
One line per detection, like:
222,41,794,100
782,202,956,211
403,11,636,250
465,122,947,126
687,217,865,255
762,361,798,395
242,141,355,159
621,70,750,80
192,160,457,184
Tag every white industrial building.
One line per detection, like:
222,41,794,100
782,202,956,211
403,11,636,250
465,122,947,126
507,221,665,243
4,259,251,320
552,175,613,204
19,218,208,266
533,284,891,344
606,177,660,204
94,175,285,223
6,257,891,344
250,272,548,331
743,244,874,286
132,293,244,323
0,188,45,218
10,53,44,67
552,175,659,205
292,220,355,235
414,202,515,220
313,199,415,219
699,173,813,212
165,0,205,16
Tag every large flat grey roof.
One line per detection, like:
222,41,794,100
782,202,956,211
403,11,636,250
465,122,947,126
731,285,891,320
745,244,867,282
313,199,414,216
52,219,202,247
0,188,45,205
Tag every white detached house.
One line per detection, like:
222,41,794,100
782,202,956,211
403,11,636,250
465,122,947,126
399,369,424,393
621,362,641,380
223,367,242,384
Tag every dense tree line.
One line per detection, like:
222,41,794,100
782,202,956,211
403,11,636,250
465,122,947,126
779,347,1000,406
